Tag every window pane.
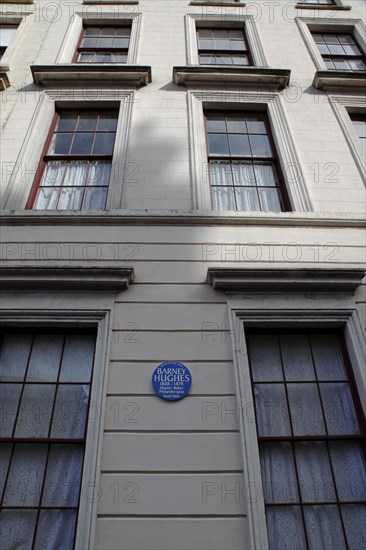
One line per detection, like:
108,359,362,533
209,161,233,186
246,117,266,134
98,115,118,132
76,114,98,132
82,38,98,48
42,445,84,506
258,188,282,212
78,53,95,63
294,442,336,502
82,187,108,210
0,26,17,47
87,161,111,185
253,162,277,186
304,505,346,550
216,54,233,65
211,186,235,210
40,161,66,187
56,115,77,133
0,510,37,550
15,384,55,438
249,134,272,157
3,444,48,505
100,28,114,36
26,335,63,382
0,334,32,381
0,384,22,437
98,37,114,48
34,510,77,550
208,134,230,156
260,442,299,503
34,188,59,210
236,187,260,211
112,53,127,63
206,118,226,132
341,504,366,549
349,59,366,70
287,383,325,435
266,506,307,550
84,27,100,36
229,134,250,156
329,441,366,501
247,334,283,382
254,384,291,436
226,117,246,133
116,28,131,37
232,55,249,65
92,133,115,155
352,120,366,138
0,444,12,498
320,382,360,435
51,384,89,439
232,162,255,185
63,161,89,187
114,37,129,48
70,133,94,155
310,334,346,380
60,335,95,382
58,187,83,210
50,134,73,155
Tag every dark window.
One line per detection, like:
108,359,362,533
28,110,119,210
205,111,290,212
312,32,366,70
75,26,131,63
0,25,18,60
0,329,96,550
350,114,366,151
197,28,252,66
246,329,366,550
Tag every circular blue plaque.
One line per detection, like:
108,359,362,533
152,362,192,401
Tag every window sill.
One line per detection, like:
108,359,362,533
0,65,10,91
295,4,351,10
313,70,366,89
173,66,290,88
83,0,138,4
31,64,152,87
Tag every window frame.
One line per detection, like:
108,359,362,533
73,24,132,64
196,26,253,66
26,109,120,211
295,0,351,9
0,13,32,70
296,17,366,71
2,89,135,211
188,90,312,212
186,14,267,67
311,31,366,71
206,268,366,549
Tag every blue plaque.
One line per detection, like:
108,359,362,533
152,361,192,401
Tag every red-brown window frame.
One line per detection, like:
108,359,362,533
72,24,131,64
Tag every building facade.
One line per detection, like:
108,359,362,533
0,0,365,549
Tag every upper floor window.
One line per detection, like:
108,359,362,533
75,26,131,63
312,32,366,70
205,111,290,212
350,114,366,151
197,28,252,66
301,0,335,4
0,25,17,60
27,110,119,211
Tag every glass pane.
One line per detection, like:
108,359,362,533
0,444,12,498
236,187,260,211
98,37,114,48
343,44,362,55
84,27,100,36
281,335,316,381
208,134,230,156
232,55,249,66
341,504,366,549
26,334,63,382
211,186,235,210
199,54,215,65
258,188,282,213
57,115,77,133
63,161,89,187
328,44,344,55
42,444,84,506
40,161,66,187
304,505,346,550
87,161,111,185
34,510,77,550
295,442,336,502
15,384,56,438
92,133,115,155
82,187,107,210
320,382,359,435
76,114,97,132
287,383,325,435
0,334,32,381
310,334,346,380
114,38,129,48
253,162,277,185
228,134,250,156
254,384,291,436
260,442,299,503
209,161,233,186
230,39,246,51
266,506,307,550
0,510,37,550
232,162,255,185
334,59,349,70
352,120,366,138
116,28,131,37
100,27,114,36
249,134,272,157
329,441,366,501
58,187,83,210
50,134,73,155
215,54,232,65
78,53,95,63
226,117,246,133
247,334,283,382
70,133,94,155
98,115,118,132
206,118,226,133
324,35,340,45
81,37,98,48
51,384,89,439
60,335,95,382
0,383,22,437
34,188,59,210
246,117,266,134
112,53,127,63
3,443,48,505
0,26,17,47
349,59,366,70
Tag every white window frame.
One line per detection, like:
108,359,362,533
0,13,33,69
296,17,366,70
207,268,366,549
56,10,141,64
328,94,366,184
188,89,312,212
2,89,135,211
185,13,267,66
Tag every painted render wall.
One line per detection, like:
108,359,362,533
0,0,365,549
